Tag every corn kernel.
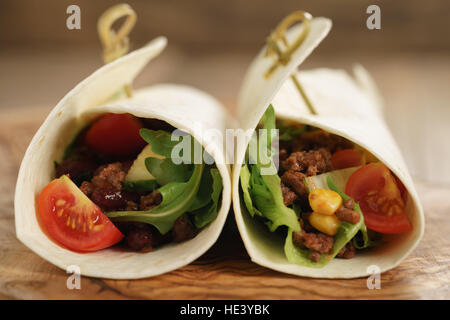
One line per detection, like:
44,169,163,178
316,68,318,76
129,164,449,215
308,189,343,216
308,212,340,236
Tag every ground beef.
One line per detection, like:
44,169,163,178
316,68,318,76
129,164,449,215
308,252,321,262
91,188,127,211
172,215,196,243
336,197,360,224
292,130,353,154
337,241,356,259
336,206,360,224
344,198,355,210
120,223,163,252
125,201,139,211
80,181,94,196
281,149,332,176
293,230,334,254
91,162,126,190
55,158,98,185
281,182,298,206
281,170,308,199
279,149,289,162
292,229,305,248
140,191,162,210
303,232,334,254
78,162,131,211
300,213,316,232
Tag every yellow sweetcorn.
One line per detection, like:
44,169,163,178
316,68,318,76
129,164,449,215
308,212,340,236
308,189,343,216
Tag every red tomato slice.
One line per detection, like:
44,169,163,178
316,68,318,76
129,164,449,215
331,149,363,169
345,163,412,234
38,175,123,252
85,113,146,156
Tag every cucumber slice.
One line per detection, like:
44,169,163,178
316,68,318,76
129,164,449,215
125,144,165,182
304,167,360,192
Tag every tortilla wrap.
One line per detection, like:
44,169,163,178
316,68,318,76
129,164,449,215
232,17,424,278
15,37,232,279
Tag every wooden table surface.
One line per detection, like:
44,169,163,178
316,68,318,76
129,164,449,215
0,106,449,300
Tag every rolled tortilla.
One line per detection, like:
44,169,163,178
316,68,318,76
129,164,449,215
232,17,424,278
14,37,232,279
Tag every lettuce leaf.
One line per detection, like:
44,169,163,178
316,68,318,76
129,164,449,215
191,168,223,229
122,179,159,192
277,120,306,141
240,164,262,217
145,157,192,185
240,105,300,232
249,164,300,232
139,129,181,158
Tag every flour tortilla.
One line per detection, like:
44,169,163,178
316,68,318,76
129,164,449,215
15,37,232,279
232,18,424,278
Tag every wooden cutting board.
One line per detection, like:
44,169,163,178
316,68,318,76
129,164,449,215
1,106,449,300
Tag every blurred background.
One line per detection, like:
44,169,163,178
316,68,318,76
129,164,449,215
0,0,449,184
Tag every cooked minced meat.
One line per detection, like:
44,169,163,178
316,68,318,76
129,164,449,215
279,149,289,162
337,241,356,259
79,162,132,211
335,197,360,224
172,215,196,243
91,162,126,190
308,251,321,262
281,171,307,202
336,206,360,224
55,157,98,185
344,198,355,210
279,148,332,206
80,180,94,196
117,222,164,251
281,148,332,176
125,200,139,211
91,188,127,211
293,230,334,254
140,190,162,210
281,182,298,206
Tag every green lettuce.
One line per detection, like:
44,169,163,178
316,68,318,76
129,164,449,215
191,168,223,229
240,105,300,232
277,120,306,141
122,180,159,193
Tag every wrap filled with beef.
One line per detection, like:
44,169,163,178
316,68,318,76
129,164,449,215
233,12,424,278
15,37,231,279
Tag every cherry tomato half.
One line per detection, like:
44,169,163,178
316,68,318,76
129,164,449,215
331,149,363,170
85,113,146,156
38,175,123,252
345,163,412,234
